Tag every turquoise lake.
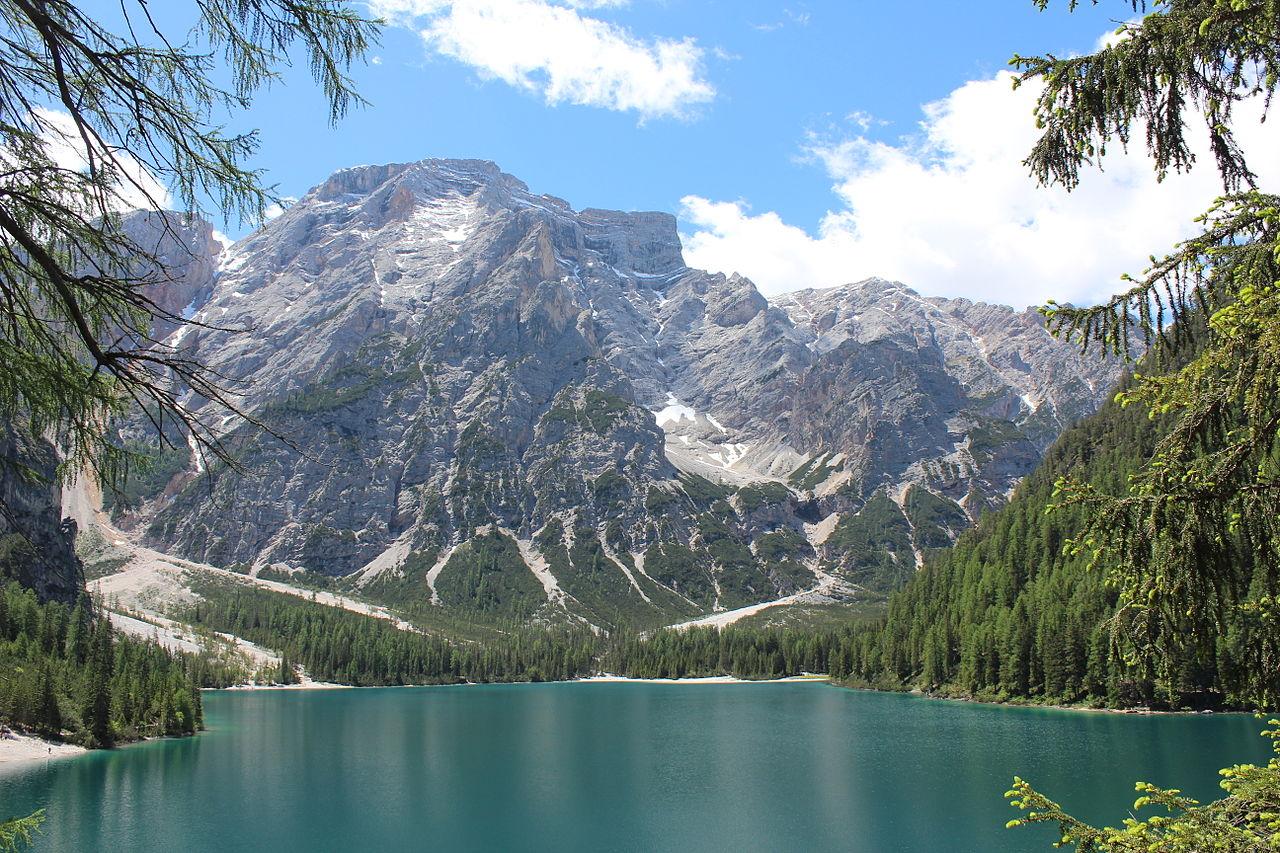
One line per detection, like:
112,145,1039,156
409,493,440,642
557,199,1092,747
0,683,1270,852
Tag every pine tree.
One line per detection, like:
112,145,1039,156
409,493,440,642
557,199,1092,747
1012,0,1280,698
279,653,296,686
0,810,43,853
1002,1,1280,847
84,620,114,746
63,596,87,666
34,664,58,736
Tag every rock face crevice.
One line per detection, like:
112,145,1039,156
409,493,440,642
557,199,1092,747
103,158,1124,625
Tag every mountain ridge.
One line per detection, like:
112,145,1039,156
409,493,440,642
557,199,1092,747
96,157,1125,630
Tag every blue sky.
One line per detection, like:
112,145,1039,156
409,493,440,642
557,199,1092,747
236,2,1108,225
77,1,1280,308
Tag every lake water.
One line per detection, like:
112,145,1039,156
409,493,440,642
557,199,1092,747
0,683,1270,852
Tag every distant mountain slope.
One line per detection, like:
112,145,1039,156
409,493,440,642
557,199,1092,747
843,370,1278,709
104,159,1123,630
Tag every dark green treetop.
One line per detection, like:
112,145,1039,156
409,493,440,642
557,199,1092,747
1005,1,1280,848
1015,0,1279,700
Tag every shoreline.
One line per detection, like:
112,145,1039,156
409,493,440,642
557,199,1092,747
6,675,1252,774
204,673,833,692
0,732,87,774
831,681,1264,717
204,673,1262,716
575,674,830,685
216,679,351,691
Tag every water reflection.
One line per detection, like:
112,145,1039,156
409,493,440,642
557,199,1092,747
0,685,1268,853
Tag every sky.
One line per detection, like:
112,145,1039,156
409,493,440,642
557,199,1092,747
76,1,1280,309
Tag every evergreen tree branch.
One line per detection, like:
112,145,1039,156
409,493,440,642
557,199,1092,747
0,0,379,489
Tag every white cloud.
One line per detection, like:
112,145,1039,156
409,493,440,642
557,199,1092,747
370,0,713,119
1095,18,1139,51
680,71,1280,309
263,196,297,221
31,107,173,212
844,110,885,132
751,8,811,33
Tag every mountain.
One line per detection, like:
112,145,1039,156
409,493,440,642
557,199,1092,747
120,209,224,340
104,158,1123,630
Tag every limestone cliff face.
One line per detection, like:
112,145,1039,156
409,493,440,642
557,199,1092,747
771,281,1115,513
0,427,81,604
111,159,1125,627
119,210,222,340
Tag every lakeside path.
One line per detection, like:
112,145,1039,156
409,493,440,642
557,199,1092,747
577,674,831,685
0,733,86,773
210,674,833,690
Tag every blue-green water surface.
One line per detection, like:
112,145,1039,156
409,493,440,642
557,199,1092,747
0,683,1270,852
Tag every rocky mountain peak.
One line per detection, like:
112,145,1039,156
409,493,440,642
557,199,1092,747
105,159,1129,629
296,158,685,277
578,208,684,278
314,158,524,203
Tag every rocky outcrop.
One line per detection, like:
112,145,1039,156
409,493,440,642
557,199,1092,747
771,281,1116,513
108,158,1126,628
0,427,82,604
119,210,222,340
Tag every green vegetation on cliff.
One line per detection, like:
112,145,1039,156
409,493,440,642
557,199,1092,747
182,579,597,684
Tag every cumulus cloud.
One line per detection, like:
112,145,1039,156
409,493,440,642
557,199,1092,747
681,71,1279,309
370,0,713,119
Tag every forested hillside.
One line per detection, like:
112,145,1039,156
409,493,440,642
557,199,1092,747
0,583,235,746
177,577,857,683
833,373,1279,710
